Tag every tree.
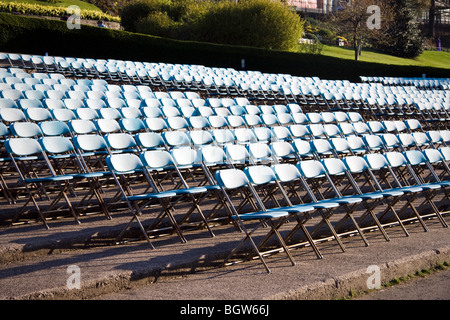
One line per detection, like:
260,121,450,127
331,0,392,61
378,0,425,58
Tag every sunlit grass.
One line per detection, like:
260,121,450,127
1,0,101,11
321,44,450,69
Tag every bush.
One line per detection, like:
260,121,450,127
135,11,178,38
121,0,304,51
195,0,304,51
120,0,171,32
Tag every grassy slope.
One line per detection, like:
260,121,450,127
321,45,450,70
1,0,101,11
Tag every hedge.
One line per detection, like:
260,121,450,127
0,2,120,22
0,13,448,82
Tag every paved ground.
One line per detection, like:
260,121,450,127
355,266,450,300
0,196,449,308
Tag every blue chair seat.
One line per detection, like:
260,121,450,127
439,181,450,187
332,196,363,204
71,172,106,179
418,183,443,190
127,190,178,201
310,201,340,209
233,210,289,220
203,185,221,191
393,186,423,193
281,204,316,213
358,192,384,200
172,186,209,195
378,189,404,197
24,175,73,183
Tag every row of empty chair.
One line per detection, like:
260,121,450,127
2,53,449,123
7,131,448,271
361,75,450,89
0,51,449,272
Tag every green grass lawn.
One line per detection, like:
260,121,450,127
2,0,101,11
321,44,450,70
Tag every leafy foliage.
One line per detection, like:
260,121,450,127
120,0,304,51
377,0,425,58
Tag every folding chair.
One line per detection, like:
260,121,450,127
365,152,429,234
5,137,78,228
215,168,295,273
39,136,112,219
296,159,362,252
402,150,449,228
140,149,217,239
246,164,321,258
106,153,177,247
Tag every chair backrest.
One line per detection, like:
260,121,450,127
211,129,235,145
270,141,296,159
247,142,272,161
39,136,74,154
422,148,445,164
188,116,210,130
244,165,277,185
39,120,71,136
189,130,214,146
171,147,200,167
297,160,327,178
69,119,97,135
10,122,43,138
106,153,144,174
144,117,168,132
75,108,99,120
198,145,227,165
384,151,409,167
215,168,249,189
289,124,310,138
105,133,137,151
342,156,370,173
141,106,163,118
73,134,108,152
321,157,348,175
224,143,249,163
403,150,427,166
363,153,390,170
271,163,301,182
163,131,190,148
0,108,26,122
135,132,165,150
137,141,172,171
311,139,333,155
292,139,313,157
308,124,325,138
50,108,76,122
119,118,146,133
398,133,416,148
6,137,43,156
166,116,189,130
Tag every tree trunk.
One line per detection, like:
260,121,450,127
354,37,361,61
429,0,435,38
